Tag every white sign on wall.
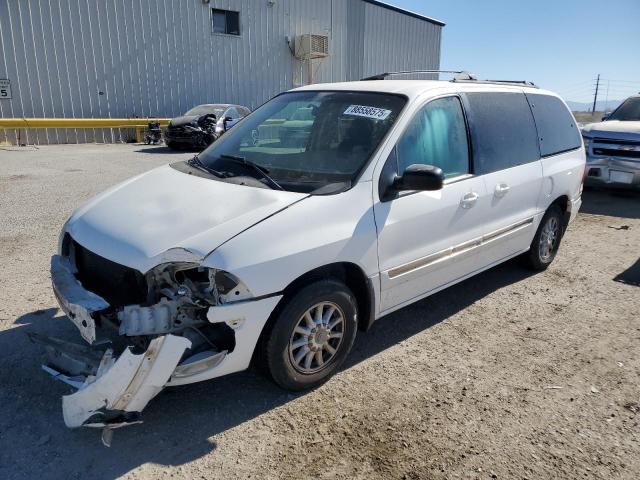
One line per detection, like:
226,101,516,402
0,79,12,99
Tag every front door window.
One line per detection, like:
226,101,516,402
396,96,469,178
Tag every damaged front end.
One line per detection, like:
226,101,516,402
34,235,270,444
166,114,219,147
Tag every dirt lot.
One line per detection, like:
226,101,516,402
1,144,639,480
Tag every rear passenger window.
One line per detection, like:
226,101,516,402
396,96,469,178
464,92,540,174
526,93,582,156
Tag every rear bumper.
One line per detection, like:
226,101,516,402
568,196,582,224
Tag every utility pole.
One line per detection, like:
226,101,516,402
592,74,600,113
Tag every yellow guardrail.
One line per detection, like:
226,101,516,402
0,117,172,142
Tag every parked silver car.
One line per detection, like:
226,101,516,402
582,95,640,189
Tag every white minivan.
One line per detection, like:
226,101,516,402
35,75,585,437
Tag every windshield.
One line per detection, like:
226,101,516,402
197,91,406,194
185,105,225,117
608,97,640,121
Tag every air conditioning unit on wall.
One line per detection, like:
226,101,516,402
294,34,329,59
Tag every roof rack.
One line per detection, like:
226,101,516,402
361,70,474,81
452,78,538,88
361,70,538,88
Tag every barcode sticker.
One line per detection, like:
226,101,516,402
343,105,392,120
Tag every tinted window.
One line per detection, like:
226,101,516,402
608,97,640,121
464,92,539,174
212,9,240,35
526,93,581,156
396,96,469,178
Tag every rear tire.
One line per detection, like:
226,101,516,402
524,205,564,271
165,140,178,150
264,280,358,391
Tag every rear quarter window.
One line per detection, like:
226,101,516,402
463,92,540,174
525,93,582,157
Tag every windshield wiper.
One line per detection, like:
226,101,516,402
219,154,284,191
187,155,227,178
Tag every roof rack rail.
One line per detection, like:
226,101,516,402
361,70,475,81
361,70,538,88
451,78,539,88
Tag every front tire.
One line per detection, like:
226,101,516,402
524,205,564,270
264,280,358,391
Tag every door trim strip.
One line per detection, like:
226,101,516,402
386,217,534,279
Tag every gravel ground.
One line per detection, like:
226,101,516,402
0,144,639,480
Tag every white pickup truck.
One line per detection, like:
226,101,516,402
582,94,640,189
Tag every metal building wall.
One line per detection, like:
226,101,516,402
0,0,442,145
361,2,442,79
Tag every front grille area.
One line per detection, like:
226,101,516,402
72,239,148,307
593,147,640,159
593,137,640,146
167,127,194,138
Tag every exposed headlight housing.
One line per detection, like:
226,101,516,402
582,136,592,152
147,263,252,306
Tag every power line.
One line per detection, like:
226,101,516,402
599,79,640,84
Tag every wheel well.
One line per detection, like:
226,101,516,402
550,195,570,229
252,263,374,367
278,262,374,332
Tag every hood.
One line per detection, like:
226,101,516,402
169,115,201,128
581,120,640,140
66,165,307,273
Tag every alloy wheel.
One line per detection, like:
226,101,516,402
539,216,560,262
288,302,345,374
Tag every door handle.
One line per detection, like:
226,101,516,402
494,183,510,197
460,192,479,209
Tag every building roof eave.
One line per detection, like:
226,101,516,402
361,0,446,27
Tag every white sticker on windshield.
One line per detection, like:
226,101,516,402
343,105,392,120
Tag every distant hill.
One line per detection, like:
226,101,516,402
566,99,624,112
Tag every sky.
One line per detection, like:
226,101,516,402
389,0,640,104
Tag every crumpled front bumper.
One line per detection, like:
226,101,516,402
585,155,640,189
50,255,109,344
40,255,281,442
31,333,190,431
37,256,192,441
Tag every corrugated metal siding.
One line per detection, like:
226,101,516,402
362,2,441,79
0,0,442,145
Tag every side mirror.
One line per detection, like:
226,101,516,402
394,164,444,192
601,113,610,121
222,116,233,130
